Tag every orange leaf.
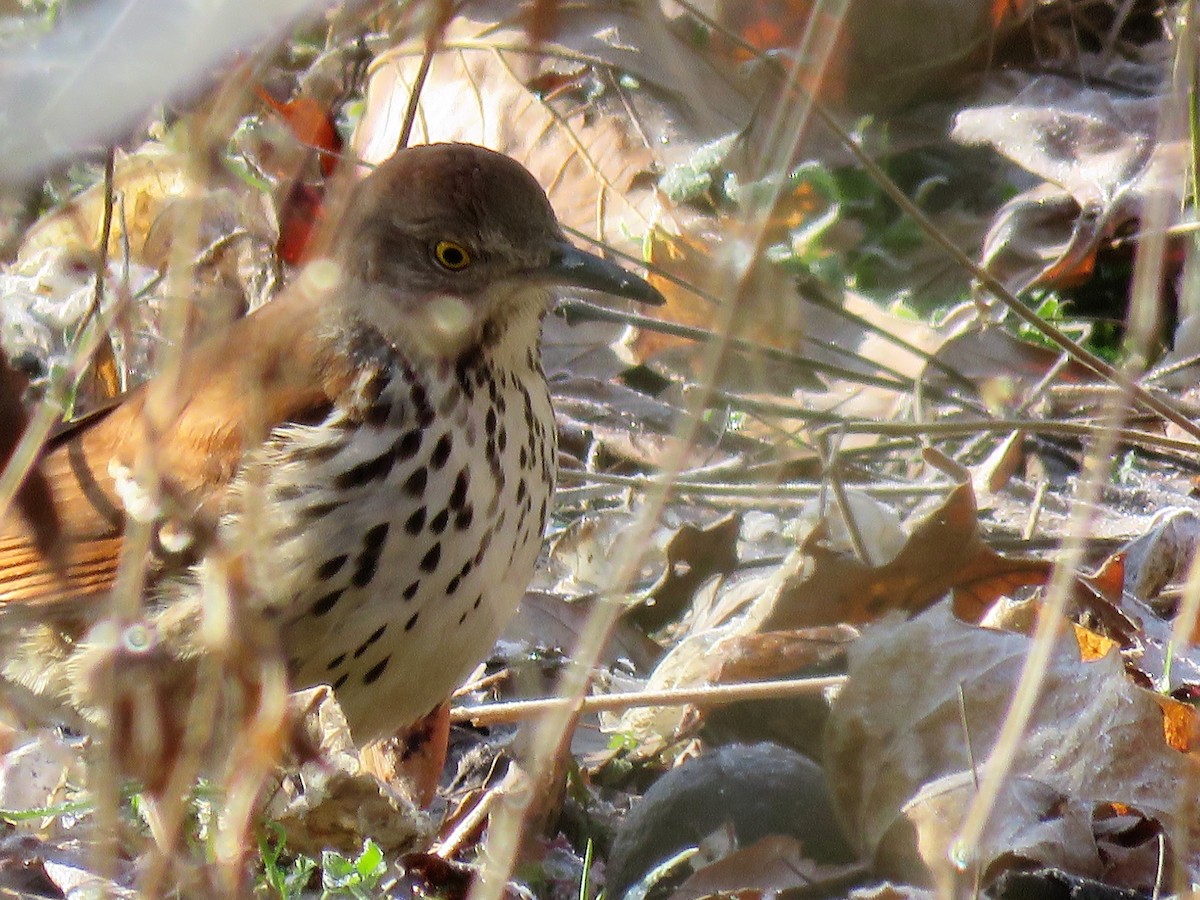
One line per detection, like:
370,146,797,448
277,181,326,265
256,87,342,177
1073,623,1119,662
1151,692,1198,753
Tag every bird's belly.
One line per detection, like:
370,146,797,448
230,360,556,741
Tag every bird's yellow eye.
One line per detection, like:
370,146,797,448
434,240,471,270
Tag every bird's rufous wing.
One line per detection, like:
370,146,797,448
0,284,358,609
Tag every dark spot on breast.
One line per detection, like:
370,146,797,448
497,427,507,453
311,589,344,617
405,506,427,534
351,522,390,587
519,447,527,468
365,399,392,426
402,580,420,601
275,484,305,502
474,531,492,565
485,407,497,437
430,509,449,534
302,500,341,523
473,594,482,609
335,447,397,489
455,505,474,530
420,542,441,572
456,358,477,399
516,479,526,502
317,555,348,580
353,624,387,659
450,469,469,509
333,673,349,690
363,656,390,685
405,611,419,631
430,433,452,469
404,467,428,496
296,441,344,464
446,575,461,594
326,653,346,671
438,386,461,417
395,429,422,460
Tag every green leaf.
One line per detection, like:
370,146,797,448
659,133,739,204
354,839,384,880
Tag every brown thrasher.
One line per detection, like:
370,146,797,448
0,143,663,751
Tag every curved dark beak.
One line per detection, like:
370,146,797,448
545,242,665,306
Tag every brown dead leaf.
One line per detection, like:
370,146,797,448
762,481,1052,629
632,227,802,371
886,771,1100,889
1119,508,1200,610
633,514,743,632
825,603,1200,889
712,628,854,684
920,326,1099,417
20,145,193,264
665,834,830,900
954,77,1185,295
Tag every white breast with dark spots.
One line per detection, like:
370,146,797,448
238,339,555,741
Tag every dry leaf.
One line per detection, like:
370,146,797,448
761,481,1052,629
824,603,1200,889
954,77,1185,294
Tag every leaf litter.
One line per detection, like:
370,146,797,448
2,0,1200,898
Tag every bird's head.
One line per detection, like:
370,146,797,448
325,143,663,359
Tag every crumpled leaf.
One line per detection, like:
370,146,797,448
265,687,431,855
883,771,1101,889
664,834,832,900
824,603,1200,890
762,481,1052,630
954,76,1185,294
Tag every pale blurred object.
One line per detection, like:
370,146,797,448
0,0,335,184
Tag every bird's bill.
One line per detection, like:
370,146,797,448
545,242,665,306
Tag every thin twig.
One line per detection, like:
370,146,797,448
396,42,436,151
75,147,116,343
559,299,912,393
451,676,847,726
